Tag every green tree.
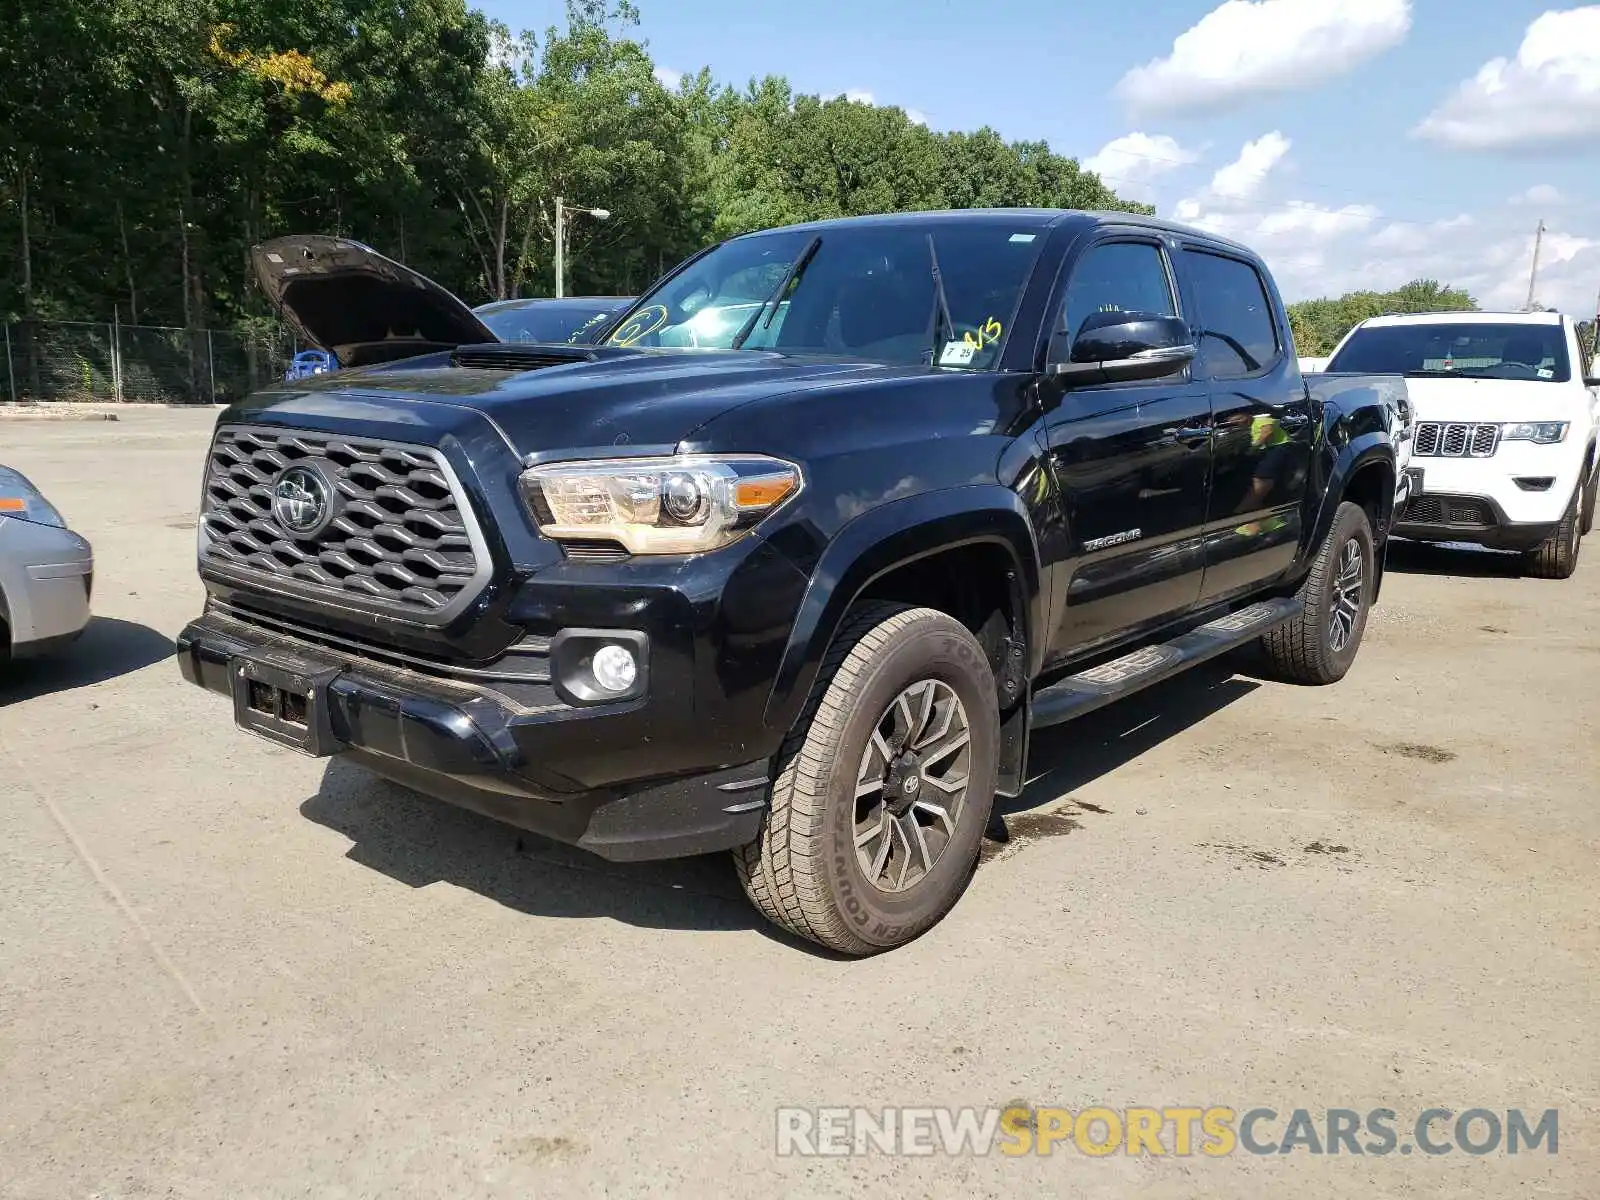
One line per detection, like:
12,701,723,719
1287,280,1478,357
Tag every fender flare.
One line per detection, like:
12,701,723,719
1307,434,1396,555
761,485,1043,738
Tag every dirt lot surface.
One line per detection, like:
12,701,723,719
3,406,1597,1198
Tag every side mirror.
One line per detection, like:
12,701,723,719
1049,311,1196,385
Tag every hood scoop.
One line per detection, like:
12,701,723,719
448,343,653,373
451,344,600,372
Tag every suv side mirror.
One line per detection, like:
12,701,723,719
1049,311,1197,385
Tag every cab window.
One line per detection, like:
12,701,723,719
1182,249,1279,379
1057,242,1178,346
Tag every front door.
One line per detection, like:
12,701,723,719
1041,237,1213,663
1177,245,1313,600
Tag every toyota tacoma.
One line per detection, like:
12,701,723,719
178,213,1405,954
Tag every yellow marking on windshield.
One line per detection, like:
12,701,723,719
963,317,1004,350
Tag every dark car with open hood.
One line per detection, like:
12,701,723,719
179,212,1407,954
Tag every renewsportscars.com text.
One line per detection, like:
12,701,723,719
775,1105,1559,1158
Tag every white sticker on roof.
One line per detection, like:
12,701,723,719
1009,233,1036,243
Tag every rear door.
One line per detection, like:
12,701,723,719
1040,234,1213,661
1178,245,1313,601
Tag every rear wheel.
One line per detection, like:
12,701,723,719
733,603,999,956
1524,486,1582,579
1259,501,1375,685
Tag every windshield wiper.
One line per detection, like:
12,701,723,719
924,233,956,364
731,235,822,350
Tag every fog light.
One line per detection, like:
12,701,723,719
591,644,638,693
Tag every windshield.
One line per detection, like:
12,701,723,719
477,300,627,345
603,223,1047,368
1328,322,1571,382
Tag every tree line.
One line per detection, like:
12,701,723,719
1285,280,1478,358
0,0,1144,337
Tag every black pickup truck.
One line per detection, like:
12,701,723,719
179,211,1403,954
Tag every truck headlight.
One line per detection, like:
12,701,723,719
519,454,802,554
1502,421,1569,444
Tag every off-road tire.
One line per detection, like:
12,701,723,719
1259,501,1375,685
1525,486,1582,579
733,603,1000,956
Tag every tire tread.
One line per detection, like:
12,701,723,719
734,603,977,954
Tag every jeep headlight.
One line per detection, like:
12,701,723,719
519,454,802,554
1502,421,1569,444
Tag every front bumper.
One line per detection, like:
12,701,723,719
1394,492,1558,551
176,611,772,862
1392,448,1584,549
0,518,93,656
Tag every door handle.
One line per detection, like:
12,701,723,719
1165,425,1212,444
1276,409,1310,429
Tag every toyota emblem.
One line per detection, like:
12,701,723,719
271,465,335,537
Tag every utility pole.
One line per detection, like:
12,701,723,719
553,196,611,298
1525,219,1546,311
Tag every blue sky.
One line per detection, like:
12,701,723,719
479,0,1600,315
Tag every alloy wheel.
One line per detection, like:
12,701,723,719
1328,536,1364,653
853,678,972,893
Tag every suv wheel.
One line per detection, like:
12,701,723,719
733,603,999,955
1525,486,1582,580
1259,500,1375,685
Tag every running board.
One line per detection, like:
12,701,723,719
1030,597,1302,729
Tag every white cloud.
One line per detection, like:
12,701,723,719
1083,133,1199,201
822,88,876,105
1117,0,1411,116
1509,183,1565,207
1415,7,1600,150
1208,131,1290,201
1186,200,1600,317
905,108,930,126
653,65,684,90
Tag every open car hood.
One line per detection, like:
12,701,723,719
252,235,499,368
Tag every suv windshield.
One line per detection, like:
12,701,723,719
603,222,1047,368
1328,321,1571,382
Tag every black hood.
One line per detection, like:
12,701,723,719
245,347,925,457
252,234,499,367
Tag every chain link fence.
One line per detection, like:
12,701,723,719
1,319,296,405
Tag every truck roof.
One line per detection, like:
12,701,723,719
1360,310,1566,328
733,208,1260,259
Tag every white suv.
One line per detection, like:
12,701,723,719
1326,310,1599,578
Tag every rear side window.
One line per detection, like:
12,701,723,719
1058,242,1177,344
1182,250,1278,379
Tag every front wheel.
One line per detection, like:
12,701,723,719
1524,486,1582,579
1259,501,1375,685
733,603,1000,955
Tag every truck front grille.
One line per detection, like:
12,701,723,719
199,426,487,621
1413,422,1499,458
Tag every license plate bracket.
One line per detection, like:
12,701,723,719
229,646,345,757
1405,466,1425,496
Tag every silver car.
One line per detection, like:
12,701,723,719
0,465,93,659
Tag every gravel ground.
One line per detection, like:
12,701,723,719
2,406,1597,1199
